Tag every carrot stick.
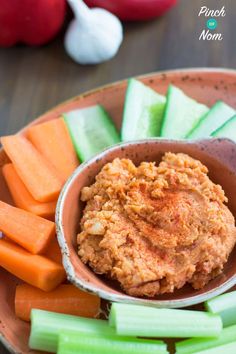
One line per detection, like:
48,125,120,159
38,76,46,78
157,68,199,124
0,239,65,291
15,284,101,322
44,237,63,265
2,164,56,220
27,118,79,182
0,200,55,254
1,135,63,202
42,237,66,277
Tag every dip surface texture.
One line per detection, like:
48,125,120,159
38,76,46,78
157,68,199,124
77,153,236,297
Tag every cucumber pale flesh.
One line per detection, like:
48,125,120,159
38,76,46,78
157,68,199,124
121,79,166,141
160,85,209,139
188,101,235,139
211,115,236,143
64,105,120,162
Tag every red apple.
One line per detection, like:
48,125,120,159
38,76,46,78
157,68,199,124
0,0,66,47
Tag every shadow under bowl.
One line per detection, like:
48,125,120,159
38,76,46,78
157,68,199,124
56,138,236,308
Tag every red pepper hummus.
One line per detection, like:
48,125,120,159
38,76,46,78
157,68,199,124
77,153,236,297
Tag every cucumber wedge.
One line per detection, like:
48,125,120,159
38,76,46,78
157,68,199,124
160,85,209,139
188,101,235,139
211,115,236,142
63,105,120,162
121,78,166,141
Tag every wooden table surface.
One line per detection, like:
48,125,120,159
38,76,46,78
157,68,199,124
0,0,235,353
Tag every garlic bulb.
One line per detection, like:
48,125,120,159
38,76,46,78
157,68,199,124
65,0,123,65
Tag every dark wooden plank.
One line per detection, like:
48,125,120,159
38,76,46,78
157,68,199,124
0,0,235,137
0,0,235,353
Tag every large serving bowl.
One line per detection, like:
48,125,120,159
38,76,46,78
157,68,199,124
1,68,236,353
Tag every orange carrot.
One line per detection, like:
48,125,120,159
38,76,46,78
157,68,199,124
0,200,55,254
0,239,65,291
15,284,101,322
27,118,79,182
44,237,63,265
1,135,63,202
2,163,56,220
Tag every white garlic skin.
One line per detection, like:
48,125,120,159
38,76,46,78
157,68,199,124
65,7,123,65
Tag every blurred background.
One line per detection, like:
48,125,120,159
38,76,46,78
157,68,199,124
0,0,235,138
0,0,235,352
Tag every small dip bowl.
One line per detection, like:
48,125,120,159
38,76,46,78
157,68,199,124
56,138,236,308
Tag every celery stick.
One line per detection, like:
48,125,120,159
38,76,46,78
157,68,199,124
109,303,222,338
29,309,116,353
58,331,168,354
194,341,236,354
176,324,236,354
205,291,236,327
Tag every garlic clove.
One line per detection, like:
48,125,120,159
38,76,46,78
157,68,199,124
65,0,123,65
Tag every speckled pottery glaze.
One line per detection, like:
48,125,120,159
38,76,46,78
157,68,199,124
56,138,236,307
1,68,236,354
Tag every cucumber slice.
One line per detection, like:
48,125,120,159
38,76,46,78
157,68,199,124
63,105,120,162
160,85,209,139
212,115,236,142
121,78,166,141
188,101,235,139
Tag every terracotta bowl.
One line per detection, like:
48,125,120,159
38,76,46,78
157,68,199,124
56,138,236,308
1,68,236,353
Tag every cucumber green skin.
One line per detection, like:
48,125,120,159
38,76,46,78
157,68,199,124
160,85,209,139
188,101,235,139
121,78,166,141
63,105,120,162
212,115,236,142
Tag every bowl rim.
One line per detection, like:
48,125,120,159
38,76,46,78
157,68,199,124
18,67,236,134
0,334,16,354
56,137,236,308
